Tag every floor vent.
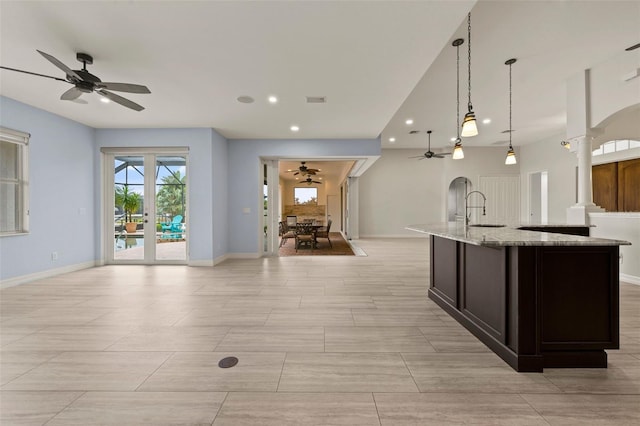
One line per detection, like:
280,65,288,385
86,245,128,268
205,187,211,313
218,357,239,368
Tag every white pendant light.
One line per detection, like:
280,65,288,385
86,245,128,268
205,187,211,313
461,13,478,138
505,58,517,165
452,38,464,159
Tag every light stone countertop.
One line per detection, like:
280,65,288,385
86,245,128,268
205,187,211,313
406,223,631,247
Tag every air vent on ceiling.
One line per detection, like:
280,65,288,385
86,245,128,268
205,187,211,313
306,96,326,104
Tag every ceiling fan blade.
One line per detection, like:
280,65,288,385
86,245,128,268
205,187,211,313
408,155,424,159
60,87,83,101
97,82,151,94
0,65,69,82
37,50,82,81
97,89,145,111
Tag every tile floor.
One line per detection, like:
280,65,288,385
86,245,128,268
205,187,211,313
1,238,639,425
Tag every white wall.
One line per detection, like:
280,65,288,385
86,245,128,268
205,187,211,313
519,134,578,223
359,147,520,237
1,96,96,281
590,213,640,284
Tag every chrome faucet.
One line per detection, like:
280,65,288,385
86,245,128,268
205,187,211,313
464,190,487,226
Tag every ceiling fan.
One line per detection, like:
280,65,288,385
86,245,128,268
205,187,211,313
301,176,322,185
0,50,151,111
409,130,452,160
287,161,320,176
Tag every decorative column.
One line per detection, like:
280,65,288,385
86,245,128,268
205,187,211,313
566,133,604,225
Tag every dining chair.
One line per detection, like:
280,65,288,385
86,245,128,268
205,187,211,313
279,221,295,247
295,222,316,252
315,218,332,248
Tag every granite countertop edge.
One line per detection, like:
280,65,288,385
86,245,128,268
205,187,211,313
405,223,631,247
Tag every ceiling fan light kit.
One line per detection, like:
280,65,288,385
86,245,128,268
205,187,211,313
0,49,151,111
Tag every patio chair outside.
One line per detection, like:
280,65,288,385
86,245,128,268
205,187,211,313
161,215,183,233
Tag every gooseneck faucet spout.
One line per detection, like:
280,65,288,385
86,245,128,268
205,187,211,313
464,190,487,226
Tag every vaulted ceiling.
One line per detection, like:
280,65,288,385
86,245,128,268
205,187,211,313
1,1,638,148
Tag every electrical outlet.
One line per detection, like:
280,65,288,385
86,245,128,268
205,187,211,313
51,251,58,261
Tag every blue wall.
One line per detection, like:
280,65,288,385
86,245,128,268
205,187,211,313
0,97,96,280
95,128,226,263
0,96,379,280
228,138,380,254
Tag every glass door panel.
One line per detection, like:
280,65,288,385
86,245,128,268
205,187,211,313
114,156,145,261
155,156,187,261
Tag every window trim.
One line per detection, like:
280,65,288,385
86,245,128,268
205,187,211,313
0,126,30,236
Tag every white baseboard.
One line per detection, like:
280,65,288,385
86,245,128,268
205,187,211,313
1,261,97,289
189,259,215,267
226,253,261,259
620,273,640,286
359,234,428,238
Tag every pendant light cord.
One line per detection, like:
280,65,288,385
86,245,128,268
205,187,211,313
509,61,512,149
457,42,461,137
467,13,472,111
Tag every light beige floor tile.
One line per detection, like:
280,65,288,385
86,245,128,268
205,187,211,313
87,308,193,327
375,392,549,425
278,352,418,392
47,391,227,426
215,327,324,352
0,391,83,426
542,367,640,394
0,351,61,386
105,326,230,351
265,308,355,326
3,351,171,391
325,326,435,352
521,393,640,425
223,296,302,310
173,309,270,326
300,296,376,309
352,309,443,326
1,307,113,327
402,353,561,393
138,352,285,392
420,333,492,353
213,392,380,425
1,326,128,352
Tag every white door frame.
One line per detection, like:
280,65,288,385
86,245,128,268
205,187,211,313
262,159,280,256
101,147,189,265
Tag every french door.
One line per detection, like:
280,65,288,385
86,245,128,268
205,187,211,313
103,148,188,264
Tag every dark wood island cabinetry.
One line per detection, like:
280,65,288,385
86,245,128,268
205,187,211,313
408,223,631,372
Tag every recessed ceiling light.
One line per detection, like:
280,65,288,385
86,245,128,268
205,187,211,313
287,169,293,172
319,177,323,180
389,137,396,143
100,97,110,103
450,137,457,142
405,119,414,125
295,177,299,180
290,125,300,132
268,95,278,104
482,118,491,124
237,96,255,103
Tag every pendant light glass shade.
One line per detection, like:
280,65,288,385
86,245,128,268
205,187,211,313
453,139,465,159
505,147,516,164
461,110,478,137
461,13,478,138
505,58,517,165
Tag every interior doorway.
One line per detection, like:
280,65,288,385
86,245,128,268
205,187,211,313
529,171,548,224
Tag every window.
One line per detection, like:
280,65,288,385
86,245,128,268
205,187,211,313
0,127,29,235
593,139,640,156
294,187,317,205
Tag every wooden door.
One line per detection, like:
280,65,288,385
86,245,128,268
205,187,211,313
618,158,640,212
593,163,617,211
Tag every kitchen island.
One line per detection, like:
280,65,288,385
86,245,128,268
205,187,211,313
407,223,631,372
